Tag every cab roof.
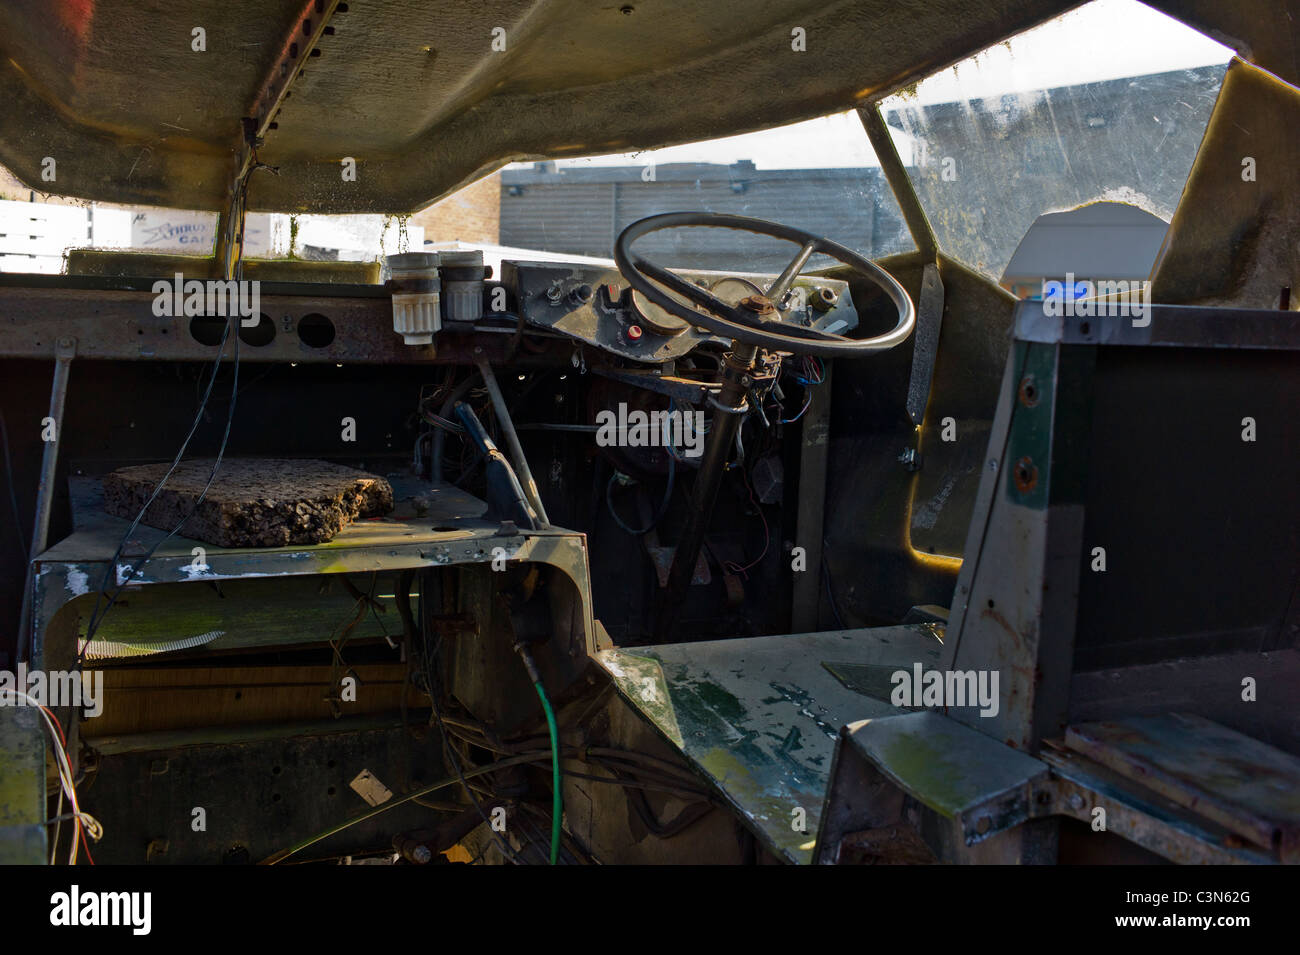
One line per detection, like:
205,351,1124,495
0,0,1282,213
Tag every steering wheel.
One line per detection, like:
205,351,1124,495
614,212,915,358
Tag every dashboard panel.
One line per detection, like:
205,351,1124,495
501,261,859,363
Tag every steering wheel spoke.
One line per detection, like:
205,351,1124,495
634,256,741,323
765,239,820,304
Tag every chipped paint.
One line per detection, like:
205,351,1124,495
64,565,91,597
596,628,937,862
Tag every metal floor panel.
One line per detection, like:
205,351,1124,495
595,625,943,862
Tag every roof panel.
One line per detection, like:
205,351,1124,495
0,0,1274,213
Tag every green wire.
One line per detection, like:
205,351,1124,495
533,679,562,864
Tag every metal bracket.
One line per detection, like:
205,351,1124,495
246,0,345,146
905,262,946,424
17,336,76,661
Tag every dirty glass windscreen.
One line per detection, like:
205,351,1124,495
877,0,1233,291
0,168,226,274
490,111,916,274
0,164,419,274
4,109,910,277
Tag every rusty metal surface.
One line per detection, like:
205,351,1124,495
835,711,1048,843
1039,746,1275,865
0,284,566,365
29,474,597,666
594,624,942,863
505,260,857,365
1065,714,1300,859
940,341,1086,749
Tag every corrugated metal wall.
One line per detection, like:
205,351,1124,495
500,163,908,271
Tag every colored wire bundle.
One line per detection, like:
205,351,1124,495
1,690,100,865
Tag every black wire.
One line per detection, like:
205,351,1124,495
0,410,28,559
79,181,251,665
822,558,847,630
413,572,524,865
558,767,713,803
81,317,233,652
508,806,557,865
605,456,676,536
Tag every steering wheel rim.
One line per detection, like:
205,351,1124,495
613,212,915,358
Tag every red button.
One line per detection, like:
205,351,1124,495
627,324,643,340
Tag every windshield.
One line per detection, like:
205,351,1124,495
2,110,911,277
482,111,916,274
0,165,423,274
877,0,1233,288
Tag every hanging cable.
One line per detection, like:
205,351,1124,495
723,466,771,579
410,572,524,865
2,690,101,864
514,642,562,865
605,457,676,536
260,751,556,865
0,410,28,560
79,159,260,666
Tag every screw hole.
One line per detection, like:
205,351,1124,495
239,313,276,347
189,316,227,347
298,312,335,348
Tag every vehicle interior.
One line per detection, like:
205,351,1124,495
0,0,1296,866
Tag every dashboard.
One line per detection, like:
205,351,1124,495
500,261,860,364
